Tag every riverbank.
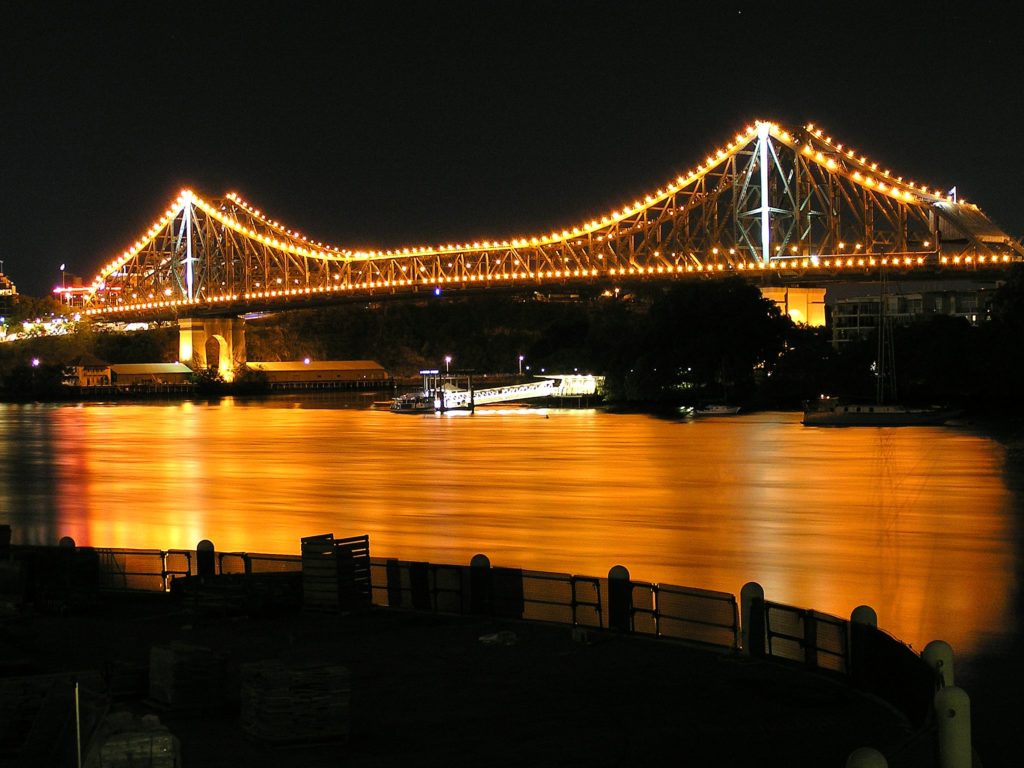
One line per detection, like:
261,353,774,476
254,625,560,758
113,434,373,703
0,590,929,768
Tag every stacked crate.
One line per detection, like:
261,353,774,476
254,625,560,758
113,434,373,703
148,642,227,711
99,728,181,768
239,660,351,743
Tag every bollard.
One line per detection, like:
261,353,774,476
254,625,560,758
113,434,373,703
851,605,877,627
849,605,878,687
196,539,216,579
739,581,765,655
934,686,971,768
923,639,955,688
469,554,491,614
608,565,632,632
846,747,888,768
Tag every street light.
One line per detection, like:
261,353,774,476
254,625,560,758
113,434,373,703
518,355,524,375
444,355,452,374
60,263,66,304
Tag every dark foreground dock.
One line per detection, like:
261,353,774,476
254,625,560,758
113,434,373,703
0,590,933,768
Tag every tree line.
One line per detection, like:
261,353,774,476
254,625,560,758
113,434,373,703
2,267,1024,421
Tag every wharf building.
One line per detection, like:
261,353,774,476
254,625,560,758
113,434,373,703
0,271,17,317
59,358,389,390
831,286,995,344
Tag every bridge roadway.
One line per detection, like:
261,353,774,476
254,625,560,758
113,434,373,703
84,253,1023,324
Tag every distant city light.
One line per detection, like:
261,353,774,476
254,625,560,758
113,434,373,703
31,358,40,367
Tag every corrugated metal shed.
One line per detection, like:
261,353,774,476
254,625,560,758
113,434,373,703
248,360,385,372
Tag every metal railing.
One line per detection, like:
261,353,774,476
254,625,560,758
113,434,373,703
763,601,848,674
627,581,740,649
4,539,937,734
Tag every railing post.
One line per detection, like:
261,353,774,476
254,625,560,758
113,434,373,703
0,524,10,560
608,565,632,632
740,581,765,655
934,686,972,768
851,604,877,627
923,639,955,688
197,539,215,579
469,553,491,614
849,605,878,686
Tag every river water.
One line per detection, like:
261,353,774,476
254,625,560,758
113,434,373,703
1,394,1018,664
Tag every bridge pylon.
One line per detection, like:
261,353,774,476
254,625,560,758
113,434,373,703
178,317,246,381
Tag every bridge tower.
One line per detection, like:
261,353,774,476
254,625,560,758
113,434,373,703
178,317,246,381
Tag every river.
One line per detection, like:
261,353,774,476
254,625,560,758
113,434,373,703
1,393,1017,654
0,395,1020,756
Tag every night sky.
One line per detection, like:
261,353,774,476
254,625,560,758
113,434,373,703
3,1,1022,297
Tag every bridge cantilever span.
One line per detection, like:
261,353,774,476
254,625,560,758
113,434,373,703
82,119,1023,323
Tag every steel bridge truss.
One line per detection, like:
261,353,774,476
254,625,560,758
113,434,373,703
84,121,1023,319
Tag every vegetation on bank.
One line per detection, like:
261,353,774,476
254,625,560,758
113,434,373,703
2,267,1024,419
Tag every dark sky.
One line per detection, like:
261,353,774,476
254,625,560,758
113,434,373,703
3,1,1022,297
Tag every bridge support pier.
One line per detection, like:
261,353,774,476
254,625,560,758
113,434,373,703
178,317,246,381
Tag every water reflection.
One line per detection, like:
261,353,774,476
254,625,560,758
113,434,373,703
0,399,1015,656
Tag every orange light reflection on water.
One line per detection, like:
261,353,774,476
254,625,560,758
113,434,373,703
0,401,1015,656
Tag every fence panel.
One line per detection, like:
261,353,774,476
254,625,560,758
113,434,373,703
764,602,848,674
370,559,391,606
630,582,658,635
432,564,465,614
655,584,739,650
247,553,301,574
812,613,848,673
521,570,575,624
164,550,193,586
572,576,603,628
218,552,249,575
94,549,167,592
850,623,935,727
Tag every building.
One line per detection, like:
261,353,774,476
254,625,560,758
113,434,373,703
760,286,827,326
246,360,389,387
0,271,17,317
110,363,194,386
831,287,994,344
62,354,111,387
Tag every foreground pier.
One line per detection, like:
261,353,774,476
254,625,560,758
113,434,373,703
0,532,965,767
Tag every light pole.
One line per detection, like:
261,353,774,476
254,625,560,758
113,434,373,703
518,355,524,376
60,263,66,304
444,355,451,374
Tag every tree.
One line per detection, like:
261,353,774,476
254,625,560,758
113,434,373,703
607,279,791,403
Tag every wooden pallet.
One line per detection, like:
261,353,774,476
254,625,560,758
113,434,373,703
239,660,351,744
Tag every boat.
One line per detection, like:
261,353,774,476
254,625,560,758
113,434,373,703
389,392,436,413
802,395,956,426
694,404,740,416
802,267,955,427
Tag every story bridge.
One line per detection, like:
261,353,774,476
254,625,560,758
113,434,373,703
80,119,1024,378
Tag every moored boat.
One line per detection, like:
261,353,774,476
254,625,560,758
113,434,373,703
802,395,956,427
389,392,436,413
694,404,740,416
